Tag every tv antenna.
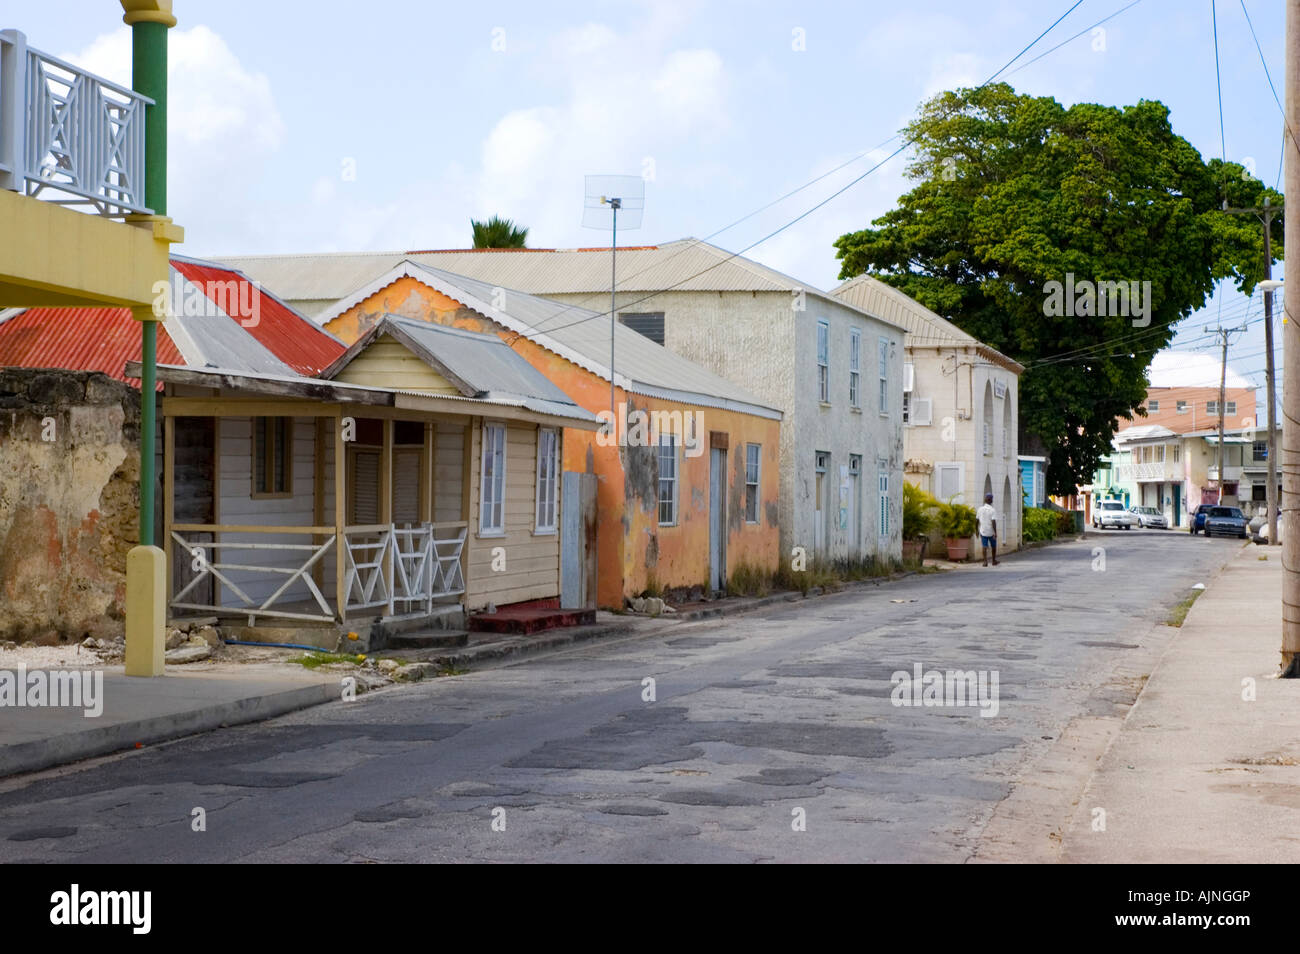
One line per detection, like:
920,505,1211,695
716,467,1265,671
582,174,645,425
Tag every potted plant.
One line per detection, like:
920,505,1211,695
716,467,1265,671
936,499,977,561
902,482,938,563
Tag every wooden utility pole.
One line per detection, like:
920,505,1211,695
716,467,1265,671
1203,323,1246,501
1223,198,1282,543
1283,0,1300,675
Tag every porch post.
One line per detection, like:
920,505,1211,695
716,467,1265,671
334,412,347,621
313,417,326,590
163,413,174,602
382,418,394,616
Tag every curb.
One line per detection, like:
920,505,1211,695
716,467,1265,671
0,681,338,779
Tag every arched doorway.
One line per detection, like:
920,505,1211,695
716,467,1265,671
1003,475,1014,544
982,381,994,458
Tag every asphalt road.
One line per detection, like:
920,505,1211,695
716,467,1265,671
0,530,1244,863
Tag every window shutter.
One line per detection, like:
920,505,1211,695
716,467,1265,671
392,448,421,525
903,363,914,393
351,449,380,524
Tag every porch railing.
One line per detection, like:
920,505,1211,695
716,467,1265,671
169,525,336,624
0,29,153,215
343,522,467,619
167,522,469,625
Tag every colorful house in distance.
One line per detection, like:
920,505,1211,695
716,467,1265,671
304,259,783,608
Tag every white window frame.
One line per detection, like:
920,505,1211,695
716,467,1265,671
534,427,559,533
479,422,507,536
878,337,889,415
1226,400,1237,416
817,320,830,404
658,432,679,526
849,328,861,408
877,460,890,538
744,443,761,524
1148,400,1159,412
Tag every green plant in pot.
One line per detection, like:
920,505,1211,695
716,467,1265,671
902,482,938,564
936,499,977,561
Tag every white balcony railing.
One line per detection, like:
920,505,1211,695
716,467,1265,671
1207,465,1244,483
0,29,152,216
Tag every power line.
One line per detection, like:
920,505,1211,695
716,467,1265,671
1006,0,1144,77
1212,0,1227,166
511,0,1089,342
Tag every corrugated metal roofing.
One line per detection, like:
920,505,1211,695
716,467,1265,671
217,238,859,313
0,258,347,388
0,305,184,389
341,315,588,420
385,261,781,416
171,257,344,374
831,273,1023,372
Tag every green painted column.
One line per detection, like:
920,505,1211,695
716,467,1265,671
128,13,170,546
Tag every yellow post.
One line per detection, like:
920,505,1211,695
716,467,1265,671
125,545,166,676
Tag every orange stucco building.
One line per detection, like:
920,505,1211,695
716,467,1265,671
318,260,783,608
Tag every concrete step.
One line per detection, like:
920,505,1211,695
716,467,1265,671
468,607,597,635
385,630,470,650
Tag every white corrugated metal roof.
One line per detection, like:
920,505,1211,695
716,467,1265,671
830,273,1023,373
320,260,783,419
215,238,897,323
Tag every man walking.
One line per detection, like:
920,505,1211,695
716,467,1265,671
977,492,999,567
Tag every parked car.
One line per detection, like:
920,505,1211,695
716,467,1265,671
1131,506,1168,529
1189,504,1214,535
1203,506,1249,539
1092,500,1137,530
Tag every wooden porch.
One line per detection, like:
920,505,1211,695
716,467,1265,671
161,395,474,628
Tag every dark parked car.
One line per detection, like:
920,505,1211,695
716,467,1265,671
1189,504,1214,535
1203,506,1248,539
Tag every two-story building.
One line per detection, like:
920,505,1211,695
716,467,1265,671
831,274,1024,550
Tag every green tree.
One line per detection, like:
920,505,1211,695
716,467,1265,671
834,83,1281,496
471,215,529,248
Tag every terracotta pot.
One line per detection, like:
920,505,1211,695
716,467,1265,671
902,539,925,563
944,538,970,561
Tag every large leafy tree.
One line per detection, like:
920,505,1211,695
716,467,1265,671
834,83,1281,496
471,215,529,248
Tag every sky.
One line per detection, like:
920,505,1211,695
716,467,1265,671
16,0,1291,410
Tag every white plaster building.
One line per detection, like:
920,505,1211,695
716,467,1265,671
831,274,1024,550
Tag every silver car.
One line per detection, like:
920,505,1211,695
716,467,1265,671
1131,506,1168,529
1092,500,1138,530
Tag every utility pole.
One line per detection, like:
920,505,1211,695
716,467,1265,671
1284,0,1300,676
1203,323,1247,502
1223,198,1282,544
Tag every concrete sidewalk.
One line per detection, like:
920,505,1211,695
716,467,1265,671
0,666,339,778
1061,544,1300,863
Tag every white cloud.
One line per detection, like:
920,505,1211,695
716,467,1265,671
64,25,284,244
1149,350,1252,389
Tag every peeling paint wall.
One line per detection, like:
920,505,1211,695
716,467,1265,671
0,370,139,642
325,276,781,606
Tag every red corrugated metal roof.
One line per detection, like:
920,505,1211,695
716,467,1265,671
172,259,344,374
0,307,183,389
0,258,345,388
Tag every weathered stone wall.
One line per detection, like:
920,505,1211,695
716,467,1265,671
0,370,140,643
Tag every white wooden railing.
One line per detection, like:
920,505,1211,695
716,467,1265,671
0,30,152,214
170,525,336,624
343,522,467,620
170,521,468,624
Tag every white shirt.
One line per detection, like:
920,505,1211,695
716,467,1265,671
977,503,997,537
